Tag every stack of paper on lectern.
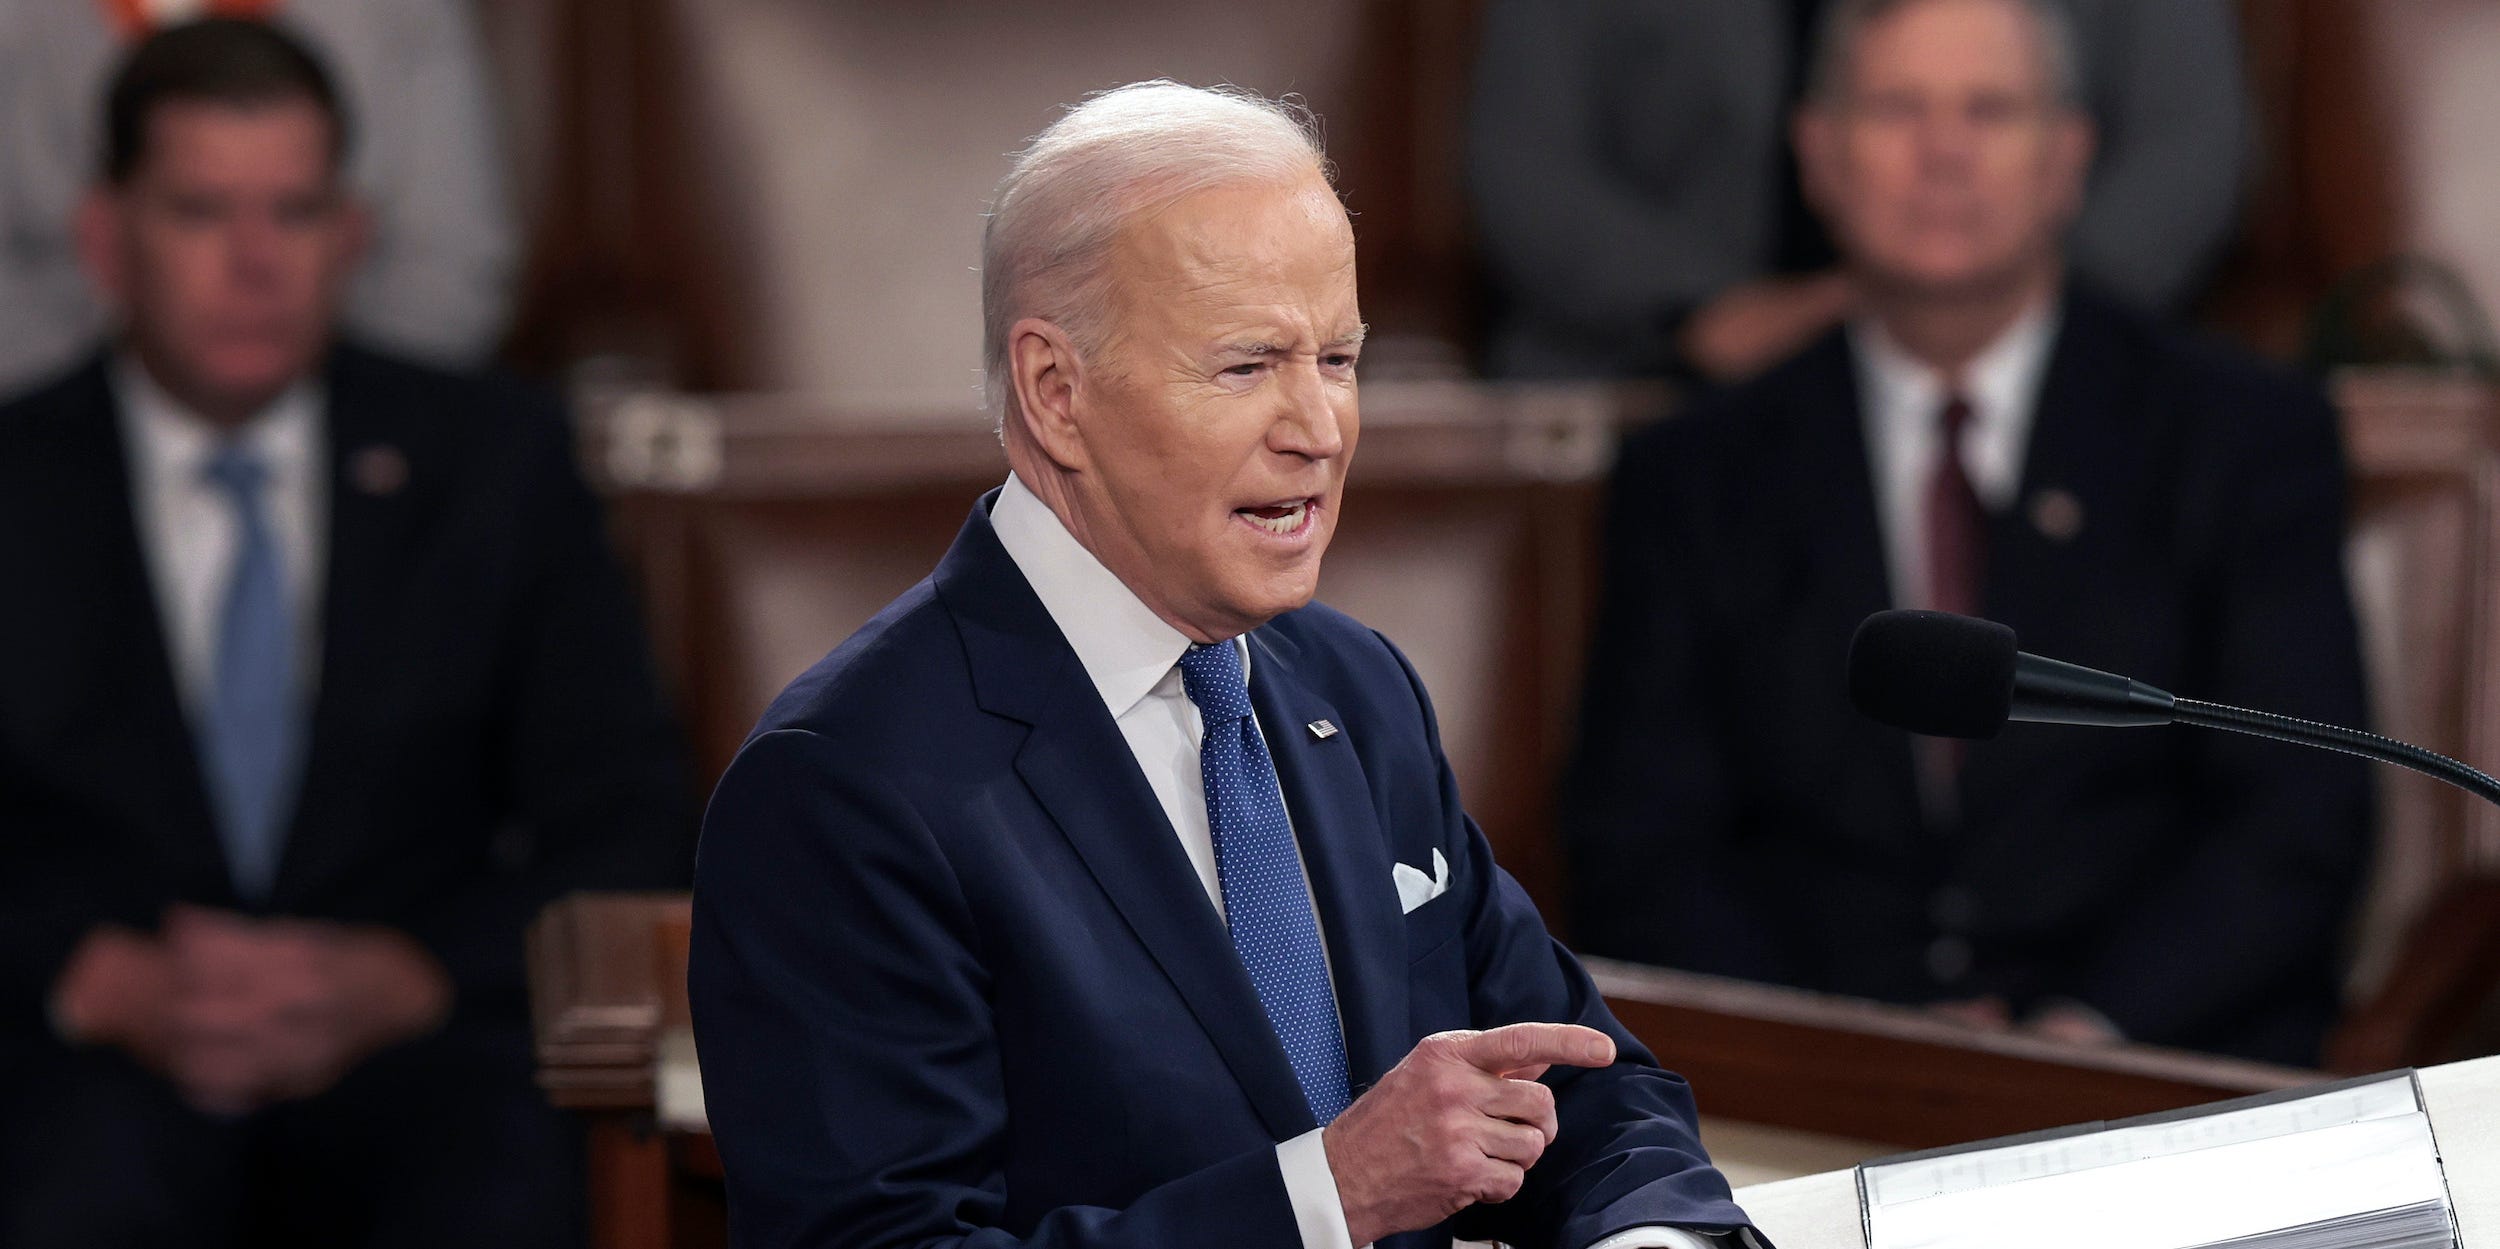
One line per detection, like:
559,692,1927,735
1858,1072,2456,1249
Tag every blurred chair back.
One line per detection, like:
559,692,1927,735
2327,370,2500,1070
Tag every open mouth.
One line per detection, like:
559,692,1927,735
1235,497,1316,537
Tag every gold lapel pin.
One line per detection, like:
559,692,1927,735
2029,487,2084,543
350,445,409,497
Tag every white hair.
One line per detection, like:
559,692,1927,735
1806,0,2083,108
980,80,1332,429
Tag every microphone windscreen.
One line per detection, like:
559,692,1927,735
1847,610,2019,739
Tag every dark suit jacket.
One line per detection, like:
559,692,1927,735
689,495,1755,1249
0,345,694,1040
1563,287,2373,1066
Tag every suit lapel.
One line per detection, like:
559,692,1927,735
35,360,237,901
1246,628,1408,1091
1964,291,2142,819
1791,336,1924,834
1988,290,2136,629
1795,333,1901,626
936,501,1318,1139
273,348,433,904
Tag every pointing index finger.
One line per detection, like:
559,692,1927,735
1451,1022,1617,1077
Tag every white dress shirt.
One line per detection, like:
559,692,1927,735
113,356,328,719
988,476,1716,1249
1849,300,2059,611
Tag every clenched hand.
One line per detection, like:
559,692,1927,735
1323,1022,1617,1246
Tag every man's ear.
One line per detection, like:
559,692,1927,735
1006,316,1090,472
2046,111,2098,224
1793,104,1840,217
73,188,126,309
336,192,374,268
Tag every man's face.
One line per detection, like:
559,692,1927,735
1799,0,2090,299
86,98,361,421
1063,171,1363,642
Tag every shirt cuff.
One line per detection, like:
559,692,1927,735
1276,1129,1359,1249
1587,1227,1726,1249
1273,1135,1736,1249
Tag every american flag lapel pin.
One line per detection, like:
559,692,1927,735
1306,719,1340,741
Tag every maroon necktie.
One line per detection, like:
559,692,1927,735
1923,396,1986,618
1919,396,1986,807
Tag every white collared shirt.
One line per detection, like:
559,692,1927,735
989,472,1257,916
987,475,1717,1249
112,356,329,719
1850,301,2059,610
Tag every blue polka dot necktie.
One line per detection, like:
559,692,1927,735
201,444,300,902
1176,641,1352,1125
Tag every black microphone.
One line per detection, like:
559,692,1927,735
1847,609,2500,808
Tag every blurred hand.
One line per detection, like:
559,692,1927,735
50,925,180,1069
162,906,452,1113
1928,996,2014,1032
1323,1022,1616,1246
1681,271,1856,383
2024,1003,2123,1047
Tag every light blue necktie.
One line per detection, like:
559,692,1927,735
201,444,299,902
1177,641,1352,1125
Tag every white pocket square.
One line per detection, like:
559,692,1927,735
1393,848,1451,915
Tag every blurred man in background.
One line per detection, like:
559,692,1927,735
0,0,515,395
1562,0,2372,1066
1468,0,2248,382
0,21,689,1246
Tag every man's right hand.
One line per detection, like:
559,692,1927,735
1322,1022,1618,1246
49,925,178,1067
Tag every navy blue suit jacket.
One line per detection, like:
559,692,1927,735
1563,287,2372,1065
689,495,1754,1249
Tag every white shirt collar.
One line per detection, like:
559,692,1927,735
1848,297,2061,616
112,353,324,490
1850,297,2059,510
989,473,1252,720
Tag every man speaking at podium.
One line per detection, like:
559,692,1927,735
690,82,1759,1249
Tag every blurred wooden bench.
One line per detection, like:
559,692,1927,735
530,893,716,1249
2325,370,2500,1069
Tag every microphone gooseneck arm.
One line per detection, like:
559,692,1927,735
2011,653,2175,728
2169,698,2500,808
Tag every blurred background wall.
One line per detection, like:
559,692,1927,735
476,0,2500,411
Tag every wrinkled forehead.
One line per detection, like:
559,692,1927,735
1845,0,2059,99
128,96,345,186
1104,173,1358,328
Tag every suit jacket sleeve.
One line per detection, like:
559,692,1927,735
0,754,121,1034
1365,636,1756,1249
397,401,695,1015
2063,375,2373,1044
689,727,1311,1249
1560,425,1798,982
